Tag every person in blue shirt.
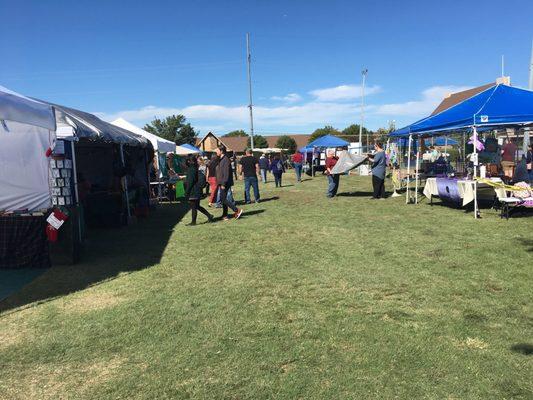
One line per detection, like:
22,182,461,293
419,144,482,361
367,142,387,199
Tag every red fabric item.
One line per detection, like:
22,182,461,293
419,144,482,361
325,156,338,175
45,209,69,242
46,225,58,242
45,147,53,157
292,153,303,163
502,142,517,162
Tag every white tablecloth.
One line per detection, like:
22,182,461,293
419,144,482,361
423,177,503,206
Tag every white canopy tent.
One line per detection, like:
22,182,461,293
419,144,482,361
111,118,175,154
0,86,56,212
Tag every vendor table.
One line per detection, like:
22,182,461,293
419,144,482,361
0,215,50,269
423,177,503,207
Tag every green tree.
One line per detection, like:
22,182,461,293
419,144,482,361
342,124,370,137
308,125,340,143
247,135,268,148
144,115,198,145
276,135,297,153
223,129,248,137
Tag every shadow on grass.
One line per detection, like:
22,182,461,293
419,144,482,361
0,202,188,314
235,196,279,206
336,191,374,198
510,343,533,355
519,239,533,252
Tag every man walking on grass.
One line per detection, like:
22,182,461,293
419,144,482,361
216,146,243,221
292,151,304,182
239,149,260,204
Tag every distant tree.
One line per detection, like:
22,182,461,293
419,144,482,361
223,129,249,137
276,135,297,153
247,134,268,148
144,115,198,145
308,125,341,143
342,124,370,137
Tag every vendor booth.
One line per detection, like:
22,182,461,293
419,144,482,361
0,86,56,268
299,134,349,176
389,84,533,218
111,118,176,202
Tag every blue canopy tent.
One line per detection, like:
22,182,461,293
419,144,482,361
389,84,533,217
180,143,202,153
307,134,349,148
298,135,349,176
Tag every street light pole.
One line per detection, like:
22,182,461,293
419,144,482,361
246,33,255,150
358,68,368,154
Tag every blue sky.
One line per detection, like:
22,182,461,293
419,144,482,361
1,0,532,135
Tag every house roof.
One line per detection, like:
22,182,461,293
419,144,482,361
431,83,495,115
197,133,311,152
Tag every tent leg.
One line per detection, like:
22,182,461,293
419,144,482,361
70,140,82,242
120,144,131,222
414,146,420,204
473,126,478,219
406,134,412,204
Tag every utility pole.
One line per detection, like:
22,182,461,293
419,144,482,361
358,68,368,153
501,55,505,77
246,33,255,150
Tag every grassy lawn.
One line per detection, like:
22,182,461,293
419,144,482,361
0,174,532,399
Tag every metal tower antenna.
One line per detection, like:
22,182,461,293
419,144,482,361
246,33,255,150
358,68,368,153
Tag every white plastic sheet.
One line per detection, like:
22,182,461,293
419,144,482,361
0,120,52,211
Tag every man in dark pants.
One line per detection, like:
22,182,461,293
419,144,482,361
216,146,243,221
367,142,387,199
239,149,260,203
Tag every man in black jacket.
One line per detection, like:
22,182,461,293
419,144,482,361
215,146,243,220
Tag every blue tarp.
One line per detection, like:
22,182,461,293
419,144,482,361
424,137,458,146
307,134,349,148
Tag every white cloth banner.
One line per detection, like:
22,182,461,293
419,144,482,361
0,120,51,211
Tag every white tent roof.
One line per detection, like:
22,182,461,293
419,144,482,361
111,118,175,153
0,85,56,130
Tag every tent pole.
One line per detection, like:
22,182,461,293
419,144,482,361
70,139,82,242
414,143,420,204
445,135,448,159
473,126,478,219
406,134,412,204
120,144,131,221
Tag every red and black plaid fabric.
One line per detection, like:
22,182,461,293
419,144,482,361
0,216,50,269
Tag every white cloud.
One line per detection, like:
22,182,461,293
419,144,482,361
97,101,361,133
309,84,381,102
271,93,302,103
374,85,472,117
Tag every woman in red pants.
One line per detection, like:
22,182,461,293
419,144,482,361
206,153,219,206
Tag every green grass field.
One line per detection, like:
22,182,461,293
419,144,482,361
1,174,532,399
